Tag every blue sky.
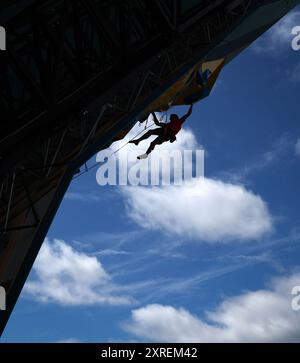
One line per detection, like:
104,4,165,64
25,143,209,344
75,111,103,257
2,8,300,343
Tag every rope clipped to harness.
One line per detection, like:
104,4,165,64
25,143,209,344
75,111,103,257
73,110,169,179
159,109,168,124
73,121,155,179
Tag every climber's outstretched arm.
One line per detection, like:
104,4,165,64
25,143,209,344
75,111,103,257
152,112,165,127
179,104,193,124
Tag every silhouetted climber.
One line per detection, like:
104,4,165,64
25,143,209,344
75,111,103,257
130,104,193,159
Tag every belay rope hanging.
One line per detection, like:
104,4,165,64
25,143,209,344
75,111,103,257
73,111,169,179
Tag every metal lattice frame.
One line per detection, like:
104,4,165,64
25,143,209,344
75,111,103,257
0,0,254,236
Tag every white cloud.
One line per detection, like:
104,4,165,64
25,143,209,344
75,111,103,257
64,192,99,202
123,273,300,342
25,238,132,306
124,178,273,242
114,118,273,242
27,239,243,307
76,230,141,250
253,11,300,54
91,249,131,256
64,191,114,203
295,138,300,157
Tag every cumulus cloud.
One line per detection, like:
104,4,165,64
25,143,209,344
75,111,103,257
124,178,273,242
25,238,132,306
123,273,300,342
97,117,273,242
110,117,273,242
295,138,300,157
253,11,300,54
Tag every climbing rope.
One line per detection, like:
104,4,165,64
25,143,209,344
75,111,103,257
108,121,155,157
73,110,171,180
73,119,157,180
